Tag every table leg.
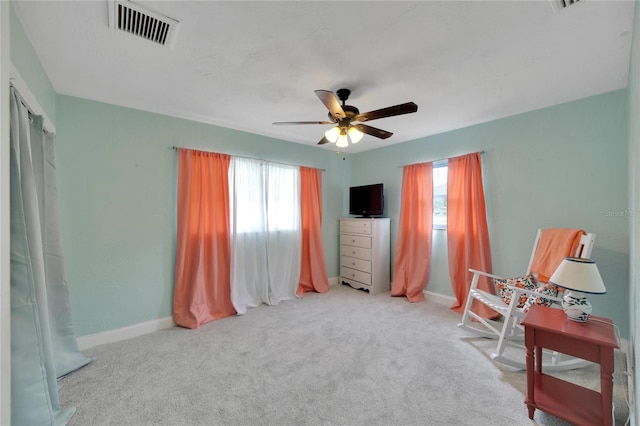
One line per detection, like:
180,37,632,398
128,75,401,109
525,328,535,419
600,347,615,426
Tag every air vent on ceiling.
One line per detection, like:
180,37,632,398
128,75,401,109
550,0,581,13
108,0,178,46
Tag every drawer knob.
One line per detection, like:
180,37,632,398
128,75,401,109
352,262,356,266
352,251,356,254
351,239,356,243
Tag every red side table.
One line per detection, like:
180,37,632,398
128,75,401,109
521,305,618,426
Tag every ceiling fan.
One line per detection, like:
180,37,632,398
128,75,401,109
273,88,418,148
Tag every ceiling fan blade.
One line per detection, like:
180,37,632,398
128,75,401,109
272,121,335,125
354,124,393,139
314,90,346,120
317,136,330,145
353,102,418,123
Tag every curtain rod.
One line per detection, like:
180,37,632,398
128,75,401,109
9,82,55,134
397,150,485,168
171,146,325,171
10,64,56,133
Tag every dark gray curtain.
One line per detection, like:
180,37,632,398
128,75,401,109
10,87,92,425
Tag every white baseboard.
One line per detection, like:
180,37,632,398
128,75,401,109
77,316,175,351
330,279,455,306
424,290,456,307
80,279,340,350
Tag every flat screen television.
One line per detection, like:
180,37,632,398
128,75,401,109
349,183,384,217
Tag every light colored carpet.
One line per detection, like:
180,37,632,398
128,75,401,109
60,284,629,425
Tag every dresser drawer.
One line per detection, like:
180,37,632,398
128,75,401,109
340,255,371,273
340,245,372,261
340,266,372,286
340,220,372,235
340,234,372,249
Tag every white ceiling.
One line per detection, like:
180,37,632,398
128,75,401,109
12,0,635,153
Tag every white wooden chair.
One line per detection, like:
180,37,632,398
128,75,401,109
457,229,596,371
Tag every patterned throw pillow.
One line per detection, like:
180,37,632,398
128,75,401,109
523,283,559,312
492,274,537,309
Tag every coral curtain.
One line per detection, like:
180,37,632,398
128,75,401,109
297,167,330,297
10,88,92,425
173,149,236,329
391,162,433,302
447,153,497,318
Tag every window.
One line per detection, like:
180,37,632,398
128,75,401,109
433,161,448,229
265,164,300,232
230,158,300,233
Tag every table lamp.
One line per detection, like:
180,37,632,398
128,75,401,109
549,257,606,322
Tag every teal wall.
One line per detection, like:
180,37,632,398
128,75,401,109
353,90,630,337
627,1,639,423
55,95,349,336
9,4,56,125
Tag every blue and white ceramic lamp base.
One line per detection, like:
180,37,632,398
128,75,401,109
562,291,592,322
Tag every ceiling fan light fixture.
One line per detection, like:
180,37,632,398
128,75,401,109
348,127,364,144
324,126,340,143
336,131,349,148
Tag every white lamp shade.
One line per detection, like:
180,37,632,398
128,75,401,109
348,127,364,143
336,132,349,148
324,127,340,143
549,257,606,294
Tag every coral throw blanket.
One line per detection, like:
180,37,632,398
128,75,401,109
529,228,586,283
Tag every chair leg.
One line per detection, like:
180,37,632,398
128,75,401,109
459,273,480,327
492,290,522,359
493,317,513,359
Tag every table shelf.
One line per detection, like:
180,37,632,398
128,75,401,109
528,374,604,426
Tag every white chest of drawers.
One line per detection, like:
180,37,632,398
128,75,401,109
339,218,390,295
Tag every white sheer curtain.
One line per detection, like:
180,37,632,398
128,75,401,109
229,157,301,314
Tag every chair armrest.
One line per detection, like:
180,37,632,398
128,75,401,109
468,268,508,281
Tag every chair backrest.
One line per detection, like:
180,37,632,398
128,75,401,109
573,233,595,259
524,229,595,281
